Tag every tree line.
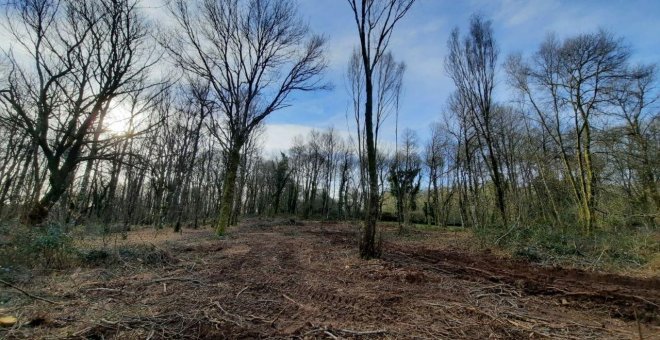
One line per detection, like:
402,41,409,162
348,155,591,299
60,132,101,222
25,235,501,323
0,0,657,259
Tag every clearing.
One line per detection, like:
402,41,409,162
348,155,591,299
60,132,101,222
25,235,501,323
1,219,659,339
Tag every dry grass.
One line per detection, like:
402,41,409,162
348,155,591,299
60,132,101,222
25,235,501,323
0,220,658,339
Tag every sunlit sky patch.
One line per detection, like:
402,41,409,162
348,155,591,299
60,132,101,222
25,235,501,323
258,0,660,153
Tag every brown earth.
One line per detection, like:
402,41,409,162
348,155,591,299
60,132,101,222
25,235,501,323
1,219,658,339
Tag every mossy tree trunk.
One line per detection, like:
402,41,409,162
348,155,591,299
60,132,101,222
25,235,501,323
216,143,242,236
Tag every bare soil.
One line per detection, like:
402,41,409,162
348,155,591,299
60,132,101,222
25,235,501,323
1,219,659,339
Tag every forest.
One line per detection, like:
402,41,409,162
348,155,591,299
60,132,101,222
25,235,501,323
0,0,658,339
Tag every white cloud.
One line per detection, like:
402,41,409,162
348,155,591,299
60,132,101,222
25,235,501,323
493,0,561,27
260,123,356,157
260,123,317,157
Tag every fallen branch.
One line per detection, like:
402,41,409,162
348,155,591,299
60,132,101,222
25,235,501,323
212,301,244,327
337,328,387,336
100,318,119,325
85,287,134,295
236,286,249,298
0,278,58,304
324,330,339,339
269,308,286,326
148,277,202,284
282,294,302,307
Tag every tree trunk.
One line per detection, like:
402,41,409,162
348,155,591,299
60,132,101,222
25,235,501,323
23,168,72,226
216,143,242,235
360,72,381,259
231,156,248,226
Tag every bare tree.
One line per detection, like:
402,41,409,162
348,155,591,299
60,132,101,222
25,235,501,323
0,0,157,225
607,64,659,223
447,91,482,227
388,128,421,233
424,122,447,226
165,0,327,235
445,14,508,226
346,0,415,258
507,30,630,233
271,153,291,215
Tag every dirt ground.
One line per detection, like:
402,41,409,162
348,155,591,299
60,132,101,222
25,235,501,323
1,219,659,339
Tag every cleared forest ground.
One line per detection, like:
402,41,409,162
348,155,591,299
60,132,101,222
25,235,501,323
1,219,659,339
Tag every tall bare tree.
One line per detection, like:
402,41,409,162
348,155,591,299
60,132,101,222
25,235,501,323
165,0,327,235
424,122,447,226
389,128,421,232
347,0,415,258
445,14,508,226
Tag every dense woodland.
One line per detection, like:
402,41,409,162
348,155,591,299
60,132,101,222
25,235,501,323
0,0,658,259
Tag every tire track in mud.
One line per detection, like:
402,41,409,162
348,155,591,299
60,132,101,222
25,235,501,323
236,226,406,332
236,223,660,327
198,222,660,338
384,244,660,324
263,238,388,326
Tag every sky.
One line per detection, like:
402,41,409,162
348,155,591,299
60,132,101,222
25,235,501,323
2,0,658,156
255,0,660,155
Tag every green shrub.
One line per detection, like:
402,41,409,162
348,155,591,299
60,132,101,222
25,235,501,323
27,223,77,268
76,244,177,268
0,223,77,269
475,224,658,269
78,249,115,266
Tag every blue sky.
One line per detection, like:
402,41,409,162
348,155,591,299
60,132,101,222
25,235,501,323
2,0,657,154
261,0,660,153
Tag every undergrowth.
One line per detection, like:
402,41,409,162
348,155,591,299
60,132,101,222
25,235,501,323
475,224,660,271
0,222,76,270
0,222,177,282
